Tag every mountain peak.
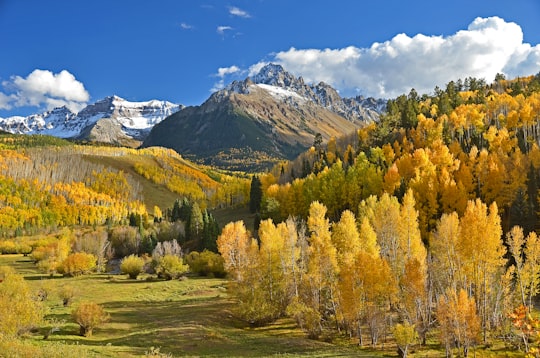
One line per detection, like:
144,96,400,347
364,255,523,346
0,96,183,144
250,63,302,88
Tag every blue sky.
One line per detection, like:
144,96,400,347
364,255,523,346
1,0,539,117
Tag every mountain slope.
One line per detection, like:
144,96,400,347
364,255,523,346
0,96,183,146
143,64,385,171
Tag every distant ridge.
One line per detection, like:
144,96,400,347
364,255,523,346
0,96,184,146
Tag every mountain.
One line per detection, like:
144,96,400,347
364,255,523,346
143,64,385,171
0,96,183,146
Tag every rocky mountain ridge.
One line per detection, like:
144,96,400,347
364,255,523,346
0,96,183,145
142,64,386,171
223,63,385,122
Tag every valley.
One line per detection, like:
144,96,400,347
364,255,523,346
1,71,540,357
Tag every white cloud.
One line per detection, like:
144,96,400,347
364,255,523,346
180,22,193,30
229,6,250,18
249,16,540,98
1,69,90,112
0,92,13,110
217,25,233,35
217,65,240,78
211,66,242,93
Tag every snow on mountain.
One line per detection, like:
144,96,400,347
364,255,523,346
0,96,184,141
255,83,306,102
226,63,385,122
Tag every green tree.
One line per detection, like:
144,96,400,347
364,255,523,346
189,202,204,245
249,176,263,213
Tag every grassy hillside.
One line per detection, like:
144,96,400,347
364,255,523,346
0,135,250,236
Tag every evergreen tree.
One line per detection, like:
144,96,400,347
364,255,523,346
189,202,204,245
171,199,182,222
249,176,263,213
202,210,220,252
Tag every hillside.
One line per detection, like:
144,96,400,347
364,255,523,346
142,64,384,172
0,134,249,237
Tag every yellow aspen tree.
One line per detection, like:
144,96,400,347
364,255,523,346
506,226,527,306
306,201,339,327
363,193,401,277
258,219,288,317
217,220,258,283
520,231,540,309
331,210,361,265
399,189,427,269
458,199,505,342
358,217,380,258
436,289,480,358
430,212,463,294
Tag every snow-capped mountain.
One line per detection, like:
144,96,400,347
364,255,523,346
143,63,386,171
226,63,385,122
0,96,184,144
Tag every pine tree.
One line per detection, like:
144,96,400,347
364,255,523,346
249,176,263,213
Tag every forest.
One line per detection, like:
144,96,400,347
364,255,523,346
225,72,540,357
1,73,540,357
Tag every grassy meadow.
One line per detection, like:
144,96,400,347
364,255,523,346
0,254,390,357
0,254,525,357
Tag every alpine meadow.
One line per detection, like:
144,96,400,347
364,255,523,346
1,2,540,357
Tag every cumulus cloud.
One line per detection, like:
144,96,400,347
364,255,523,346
229,6,251,18
1,69,90,112
217,65,240,77
180,22,193,30
0,92,13,110
249,16,540,98
217,25,233,35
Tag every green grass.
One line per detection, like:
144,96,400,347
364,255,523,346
0,254,527,357
212,206,255,232
0,255,386,357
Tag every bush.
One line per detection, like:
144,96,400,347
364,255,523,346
155,254,189,280
120,254,145,279
58,252,97,276
185,250,226,277
109,226,141,257
0,240,32,255
0,266,44,336
59,285,77,307
72,301,109,337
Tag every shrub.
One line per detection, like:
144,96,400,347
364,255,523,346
185,250,226,277
0,266,44,336
58,252,97,276
121,254,145,279
152,240,183,260
59,285,77,307
72,301,109,337
0,240,32,255
155,254,189,280
109,226,141,257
